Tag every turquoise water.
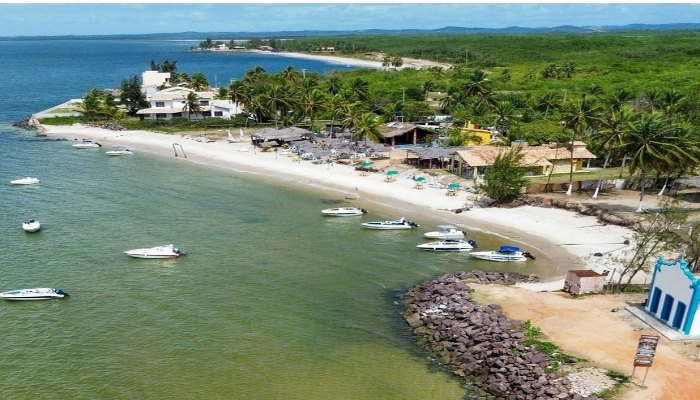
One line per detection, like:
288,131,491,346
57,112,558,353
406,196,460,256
0,39,552,399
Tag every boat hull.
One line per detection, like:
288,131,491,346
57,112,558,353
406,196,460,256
0,288,68,300
22,221,41,232
124,244,185,259
321,207,366,217
11,177,40,185
470,252,527,262
424,232,465,240
361,223,413,230
106,150,133,156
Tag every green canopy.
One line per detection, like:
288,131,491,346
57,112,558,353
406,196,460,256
386,170,399,176
361,162,374,168
448,183,461,189
413,176,426,182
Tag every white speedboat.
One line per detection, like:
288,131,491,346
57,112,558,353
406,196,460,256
10,177,40,185
361,217,419,230
124,244,186,259
470,246,536,262
416,239,477,252
424,224,465,240
22,219,41,232
0,287,69,300
321,207,367,217
72,139,101,148
106,146,133,156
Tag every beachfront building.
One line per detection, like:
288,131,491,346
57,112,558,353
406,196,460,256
136,87,243,121
141,70,171,97
644,257,700,336
453,141,597,181
460,121,493,145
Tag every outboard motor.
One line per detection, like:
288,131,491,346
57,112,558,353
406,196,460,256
409,221,420,227
361,208,368,214
467,240,478,248
523,251,536,260
55,288,69,296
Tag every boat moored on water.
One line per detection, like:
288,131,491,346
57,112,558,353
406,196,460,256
361,217,419,230
105,146,133,156
321,207,367,217
124,244,186,259
470,245,535,262
416,239,477,252
423,224,465,240
72,139,101,148
0,287,69,300
22,219,41,232
10,177,40,185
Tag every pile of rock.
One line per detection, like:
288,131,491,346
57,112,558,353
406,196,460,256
403,272,603,400
85,122,125,131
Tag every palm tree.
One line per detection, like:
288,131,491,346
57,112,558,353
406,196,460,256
620,112,694,212
661,88,685,117
279,66,298,84
352,112,382,143
182,92,203,120
460,69,490,98
588,105,635,197
190,72,209,91
243,66,267,84
229,81,250,106
381,56,392,70
605,89,634,112
561,95,602,195
422,80,436,98
299,88,327,128
325,76,343,95
349,78,371,102
262,85,293,126
535,91,560,119
489,100,519,139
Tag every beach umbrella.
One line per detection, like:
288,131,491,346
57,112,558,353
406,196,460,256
448,183,461,189
361,162,374,168
413,176,426,182
386,170,399,176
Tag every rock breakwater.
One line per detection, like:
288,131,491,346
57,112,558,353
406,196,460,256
403,271,604,400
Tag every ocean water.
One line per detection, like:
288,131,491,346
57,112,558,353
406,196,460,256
0,39,549,399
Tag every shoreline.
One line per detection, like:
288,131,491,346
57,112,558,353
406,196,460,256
250,49,453,71
38,123,640,288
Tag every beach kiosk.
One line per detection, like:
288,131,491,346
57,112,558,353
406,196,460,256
563,269,605,295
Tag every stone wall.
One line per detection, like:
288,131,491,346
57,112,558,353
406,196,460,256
403,271,604,400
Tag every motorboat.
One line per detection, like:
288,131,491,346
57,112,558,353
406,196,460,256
424,224,465,240
72,139,101,148
470,245,536,262
321,207,367,217
10,177,40,185
124,244,186,259
106,146,133,156
22,219,41,232
0,287,69,300
361,217,419,230
416,239,477,252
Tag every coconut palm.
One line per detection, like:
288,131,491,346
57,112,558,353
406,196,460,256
190,72,209,91
262,85,294,126
229,81,251,106
299,89,327,128
561,95,602,195
460,69,491,98
535,91,560,119
661,88,685,117
279,66,299,84
182,92,203,120
349,78,371,102
325,76,343,95
352,112,382,143
588,105,635,197
243,66,268,84
605,89,634,112
620,112,694,212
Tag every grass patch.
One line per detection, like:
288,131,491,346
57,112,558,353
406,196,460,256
594,370,630,399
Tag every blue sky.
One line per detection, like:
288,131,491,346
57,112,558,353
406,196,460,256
1,3,699,37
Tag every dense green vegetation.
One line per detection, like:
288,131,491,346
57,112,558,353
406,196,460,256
66,31,700,204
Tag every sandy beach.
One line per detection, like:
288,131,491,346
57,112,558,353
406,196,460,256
39,123,695,400
255,49,453,71
43,124,637,287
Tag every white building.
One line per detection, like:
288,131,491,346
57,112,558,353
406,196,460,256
141,70,171,97
645,257,700,336
136,87,242,121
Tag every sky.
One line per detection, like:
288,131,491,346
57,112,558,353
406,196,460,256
1,2,699,37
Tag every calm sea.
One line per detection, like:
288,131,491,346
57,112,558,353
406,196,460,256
0,39,548,399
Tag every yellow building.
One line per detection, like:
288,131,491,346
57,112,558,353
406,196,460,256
460,121,492,145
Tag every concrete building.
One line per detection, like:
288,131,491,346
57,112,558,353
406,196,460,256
563,269,606,294
645,257,700,336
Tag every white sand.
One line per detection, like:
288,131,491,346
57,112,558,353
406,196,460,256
254,50,453,71
44,124,641,288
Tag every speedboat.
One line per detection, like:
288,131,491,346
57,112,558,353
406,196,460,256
361,217,419,230
106,146,133,156
416,239,477,252
470,245,536,262
22,219,41,232
0,287,69,300
72,139,101,148
10,177,40,185
424,224,465,240
321,207,367,217
124,244,186,259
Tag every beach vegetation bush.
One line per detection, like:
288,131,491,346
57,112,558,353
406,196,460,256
476,147,529,204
